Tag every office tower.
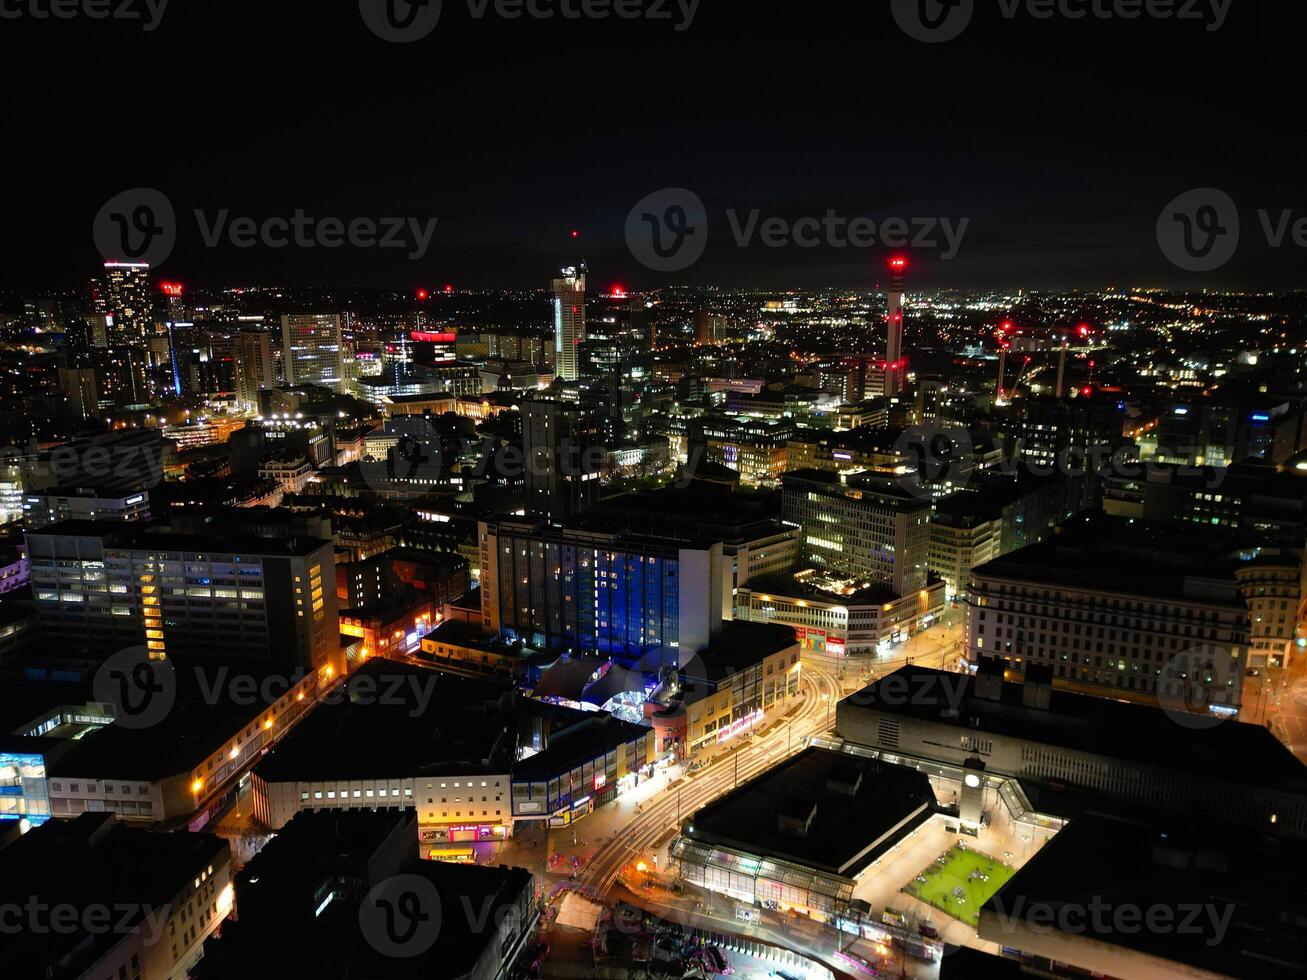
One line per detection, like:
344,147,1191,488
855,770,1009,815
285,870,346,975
629,294,653,350
57,366,99,419
523,397,607,521
96,345,150,408
883,255,907,396
25,523,341,674
280,313,345,392
160,281,188,394
234,329,274,413
694,309,725,346
781,469,931,596
1014,394,1126,469
102,262,153,348
85,313,112,347
479,518,723,667
551,263,586,381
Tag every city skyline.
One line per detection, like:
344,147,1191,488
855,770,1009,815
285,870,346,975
1,3,1305,979
2,3,1305,292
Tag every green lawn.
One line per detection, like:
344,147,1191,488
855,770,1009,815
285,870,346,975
902,845,1015,928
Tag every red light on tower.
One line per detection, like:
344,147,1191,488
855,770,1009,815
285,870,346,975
443,284,454,294
416,288,429,301
611,284,627,298
1078,323,1091,337
160,282,184,298
889,256,908,271
570,230,580,239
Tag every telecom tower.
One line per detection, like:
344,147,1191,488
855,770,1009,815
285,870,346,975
883,256,907,396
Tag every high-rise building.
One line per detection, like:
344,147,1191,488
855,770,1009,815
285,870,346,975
781,468,931,596
234,329,274,413
479,518,723,667
523,397,608,521
57,366,99,419
280,313,345,392
102,262,153,349
551,264,586,381
25,522,341,675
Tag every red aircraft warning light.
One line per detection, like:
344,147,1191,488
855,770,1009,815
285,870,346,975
889,256,908,271
416,288,430,301
570,230,580,239
611,284,628,298
160,282,184,298
443,284,454,294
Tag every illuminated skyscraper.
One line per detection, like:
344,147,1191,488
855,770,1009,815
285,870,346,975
102,262,153,348
234,330,275,413
280,313,345,392
551,263,586,381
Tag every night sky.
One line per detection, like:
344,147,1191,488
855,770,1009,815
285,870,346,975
2,0,1304,291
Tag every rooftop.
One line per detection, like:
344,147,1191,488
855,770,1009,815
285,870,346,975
255,661,513,782
682,747,936,876
25,519,333,557
981,811,1307,979
842,665,1307,794
512,712,649,782
0,813,227,979
690,620,799,683
970,515,1248,604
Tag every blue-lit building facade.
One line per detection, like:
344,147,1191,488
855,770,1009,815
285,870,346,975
479,519,722,670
